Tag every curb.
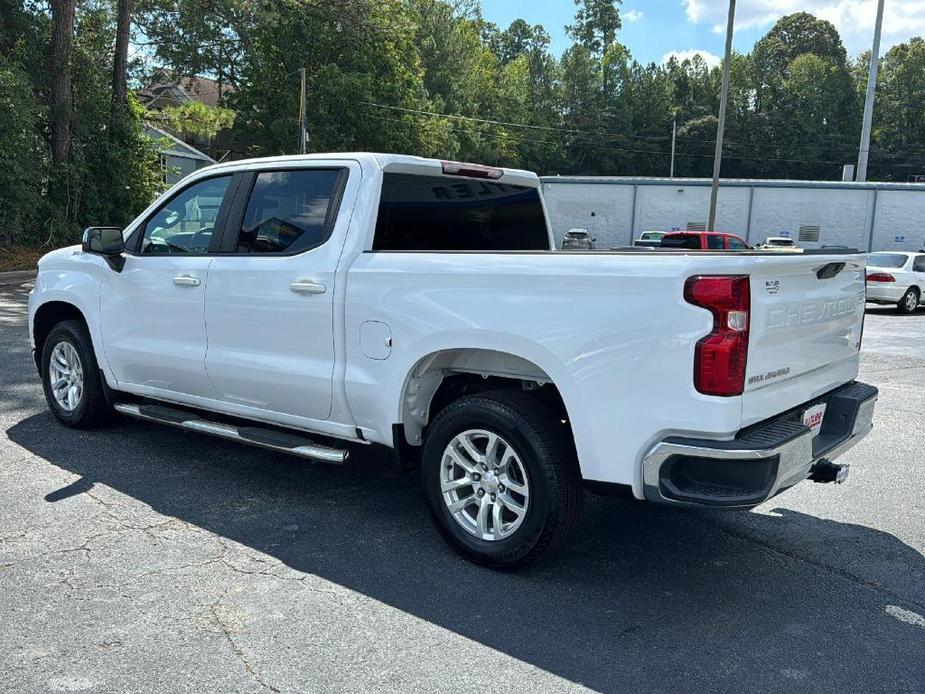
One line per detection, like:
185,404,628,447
0,270,36,286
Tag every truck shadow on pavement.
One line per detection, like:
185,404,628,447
7,412,925,693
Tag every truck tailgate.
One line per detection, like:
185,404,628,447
742,254,867,427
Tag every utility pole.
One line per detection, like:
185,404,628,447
670,116,677,178
856,0,885,182
708,0,736,231
298,67,308,154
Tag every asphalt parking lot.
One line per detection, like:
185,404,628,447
1,279,923,694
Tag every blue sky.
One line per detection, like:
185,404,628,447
479,1,925,67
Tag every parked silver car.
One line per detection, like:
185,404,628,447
561,228,595,250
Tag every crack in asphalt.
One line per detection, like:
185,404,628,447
207,589,281,694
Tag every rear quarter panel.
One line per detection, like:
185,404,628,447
344,251,759,495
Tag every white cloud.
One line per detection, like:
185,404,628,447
681,0,925,56
662,49,723,68
624,9,645,22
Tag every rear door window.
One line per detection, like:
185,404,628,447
373,173,549,251
913,255,925,272
706,235,725,249
233,169,344,254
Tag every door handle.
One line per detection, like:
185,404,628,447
173,275,201,287
290,280,326,295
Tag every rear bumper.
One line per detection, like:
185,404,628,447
866,284,905,303
642,381,878,508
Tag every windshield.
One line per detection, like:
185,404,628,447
640,232,664,240
767,238,793,246
868,253,908,268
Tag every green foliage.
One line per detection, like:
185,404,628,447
4,0,925,250
147,101,236,138
1,0,165,247
869,37,925,180
0,57,47,246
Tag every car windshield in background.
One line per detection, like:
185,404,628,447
868,253,908,268
660,234,700,249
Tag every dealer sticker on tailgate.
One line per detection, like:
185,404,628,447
802,403,827,437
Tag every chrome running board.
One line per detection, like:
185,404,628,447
113,403,348,464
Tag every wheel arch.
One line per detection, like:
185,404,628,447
396,346,575,449
32,301,89,375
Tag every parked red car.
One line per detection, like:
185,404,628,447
659,231,750,250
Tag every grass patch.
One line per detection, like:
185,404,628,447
0,245,47,273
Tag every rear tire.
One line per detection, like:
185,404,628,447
897,287,920,314
41,320,113,428
421,390,582,569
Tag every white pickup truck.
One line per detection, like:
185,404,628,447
28,153,878,567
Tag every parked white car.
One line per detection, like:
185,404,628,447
28,153,878,567
866,251,925,313
633,231,667,247
758,236,797,250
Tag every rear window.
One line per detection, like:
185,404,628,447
373,173,549,251
869,253,908,268
660,234,700,249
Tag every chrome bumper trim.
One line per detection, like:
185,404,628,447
642,387,877,508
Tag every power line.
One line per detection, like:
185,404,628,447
364,110,853,166
359,100,880,160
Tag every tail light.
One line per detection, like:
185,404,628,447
684,275,750,397
866,272,895,282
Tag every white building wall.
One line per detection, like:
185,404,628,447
747,187,873,249
541,177,925,252
540,183,635,248
634,185,750,241
872,190,925,251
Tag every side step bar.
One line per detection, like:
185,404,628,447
113,403,348,464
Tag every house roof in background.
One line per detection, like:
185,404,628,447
137,73,234,109
143,124,215,162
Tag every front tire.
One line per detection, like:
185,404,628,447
41,320,113,428
421,390,582,569
897,287,920,314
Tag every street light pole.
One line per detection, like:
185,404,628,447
856,0,885,182
708,0,736,231
670,116,677,178
298,67,308,154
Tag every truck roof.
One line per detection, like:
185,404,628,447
195,152,541,188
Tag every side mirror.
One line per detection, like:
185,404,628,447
82,227,125,271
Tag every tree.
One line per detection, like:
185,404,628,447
112,0,130,107
566,0,622,56
869,38,925,179
49,0,75,162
